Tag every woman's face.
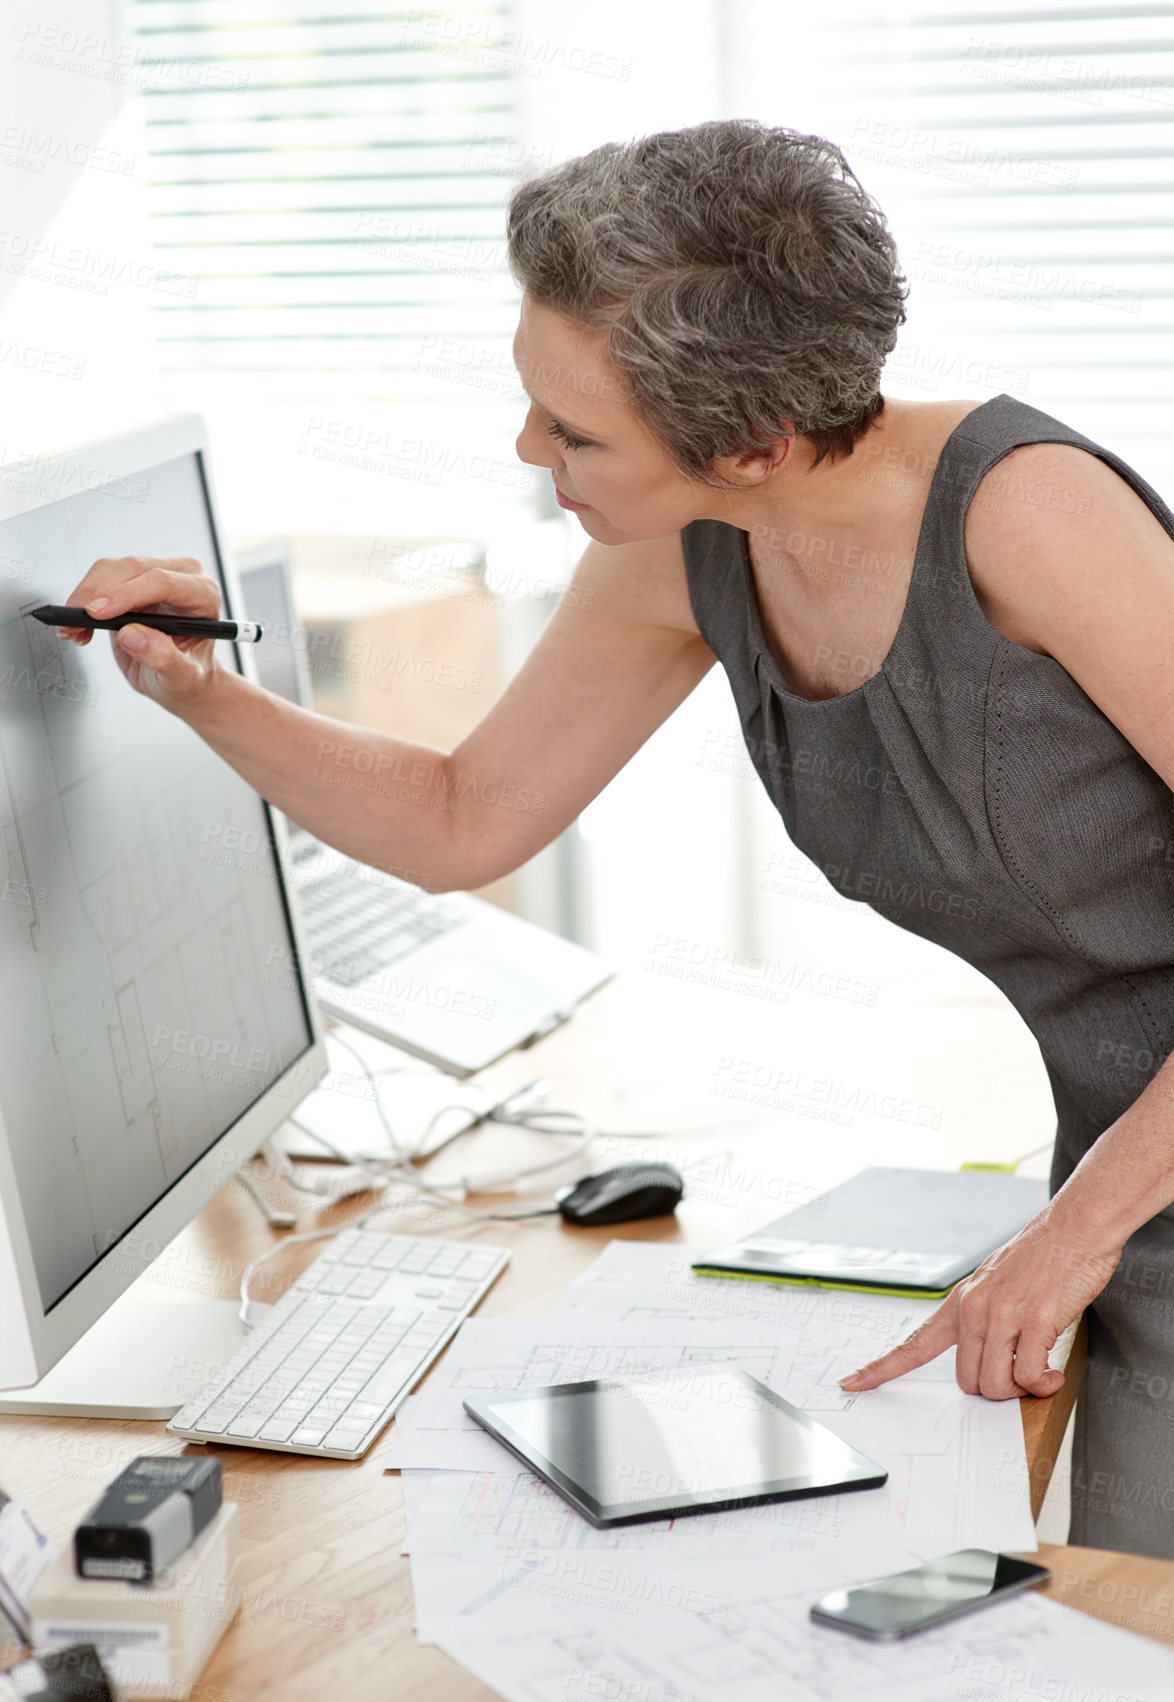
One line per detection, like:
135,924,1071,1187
513,296,738,544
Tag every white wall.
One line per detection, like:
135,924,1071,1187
0,3,167,462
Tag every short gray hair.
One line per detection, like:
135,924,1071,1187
506,119,908,477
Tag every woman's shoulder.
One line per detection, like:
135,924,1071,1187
965,433,1174,659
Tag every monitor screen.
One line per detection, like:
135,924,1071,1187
0,453,313,1313
235,551,311,708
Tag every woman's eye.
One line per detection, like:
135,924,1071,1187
547,420,589,452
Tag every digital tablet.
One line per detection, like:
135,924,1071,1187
693,1167,1048,1297
463,1364,887,1528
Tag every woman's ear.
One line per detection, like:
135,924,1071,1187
716,427,796,488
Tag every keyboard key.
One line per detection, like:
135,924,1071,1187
323,1424,372,1450
259,1419,298,1443
344,1401,386,1423
357,1350,433,1405
230,1416,266,1439
291,1424,331,1448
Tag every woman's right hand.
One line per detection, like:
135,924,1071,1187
61,555,225,713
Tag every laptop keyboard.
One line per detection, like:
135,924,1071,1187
293,858,466,986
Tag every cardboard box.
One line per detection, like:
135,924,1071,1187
29,1501,239,1699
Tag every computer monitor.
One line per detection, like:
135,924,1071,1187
0,416,328,1415
232,540,316,711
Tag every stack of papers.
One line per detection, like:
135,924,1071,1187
386,1241,1174,1700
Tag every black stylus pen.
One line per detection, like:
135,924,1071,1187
27,604,263,643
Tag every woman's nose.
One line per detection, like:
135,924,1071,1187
516,405,560,470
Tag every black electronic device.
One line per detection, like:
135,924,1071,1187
809,1549,1051,1641
555,1162,684,1226
464,1363,886,1527
74,1456,221,1584
0,1644,118,1702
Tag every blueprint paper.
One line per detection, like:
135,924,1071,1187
548,1239,944,1337
388,1305,981,1469
548,1239,1079,1370
386,1317,1036,1559
402,1465,916,1563
404,1464,935,1564
399,1378,1033,1566
416,1550,1174,1701
411,1541,903,1649
394,1241,1056,1697
388,1317,798,1470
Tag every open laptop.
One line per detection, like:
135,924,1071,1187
235,541,611,1076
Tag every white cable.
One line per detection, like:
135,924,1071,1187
282,1115,403,1199
237,1224,348,1329
237,1044,589,1323
323,1030,412,1164
235,1031,720,1325
321,1030,595,1195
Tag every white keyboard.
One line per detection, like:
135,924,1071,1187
168,1230,508,1459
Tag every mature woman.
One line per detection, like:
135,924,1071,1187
64,120,1174,1559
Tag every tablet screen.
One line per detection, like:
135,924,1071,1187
464,1364,887,1527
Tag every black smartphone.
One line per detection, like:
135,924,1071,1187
810,1549,1050,1641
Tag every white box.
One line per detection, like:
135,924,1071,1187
29,1501,240,1699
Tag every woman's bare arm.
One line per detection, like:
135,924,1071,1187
63,533,714,892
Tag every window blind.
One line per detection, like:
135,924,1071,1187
734,0,1174,484
126,0,522,400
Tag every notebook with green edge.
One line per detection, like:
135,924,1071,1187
692,1166,1048,1299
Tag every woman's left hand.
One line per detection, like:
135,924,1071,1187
838,1209,1123,1399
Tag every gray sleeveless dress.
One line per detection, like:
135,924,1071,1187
681,392,1174,1559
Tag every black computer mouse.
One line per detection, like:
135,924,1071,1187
556,1162,684,1227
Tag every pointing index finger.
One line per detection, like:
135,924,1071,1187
839,1309,958,1391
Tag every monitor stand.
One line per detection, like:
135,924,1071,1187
0,1298,270,1421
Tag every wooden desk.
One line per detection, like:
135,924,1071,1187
2,976,1170,1696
